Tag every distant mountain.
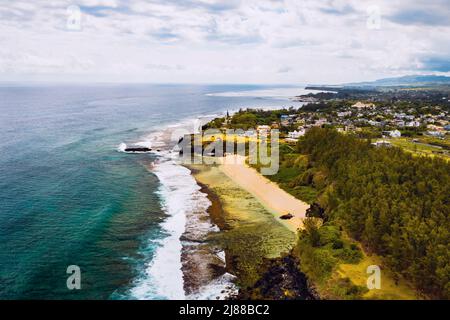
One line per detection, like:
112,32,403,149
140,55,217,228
345,75,450,87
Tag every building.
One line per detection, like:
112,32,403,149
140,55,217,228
337,111,352,117
427,124,442,131
295,118,306,125
393,119,405,127
345,124,356,132
427,131,445,138
287,129,305,139
280,115,296,127
244,130,256,137
372,140,392,147
256,125,271,134
313,118,329,127
368,120,381,127
285,138,298,144
388,130,401,138
406,121,421,127
352,101,375,109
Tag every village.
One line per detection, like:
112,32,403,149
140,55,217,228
212,99,450,159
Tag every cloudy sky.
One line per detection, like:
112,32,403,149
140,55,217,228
0,0,449,84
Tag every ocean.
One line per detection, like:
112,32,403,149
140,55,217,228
0,84,306,299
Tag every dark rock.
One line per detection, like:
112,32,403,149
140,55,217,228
279,213,294,220
125,147,152,152
306,202,327,221
235,255,318,300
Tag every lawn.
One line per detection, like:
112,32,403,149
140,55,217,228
390,137,449,160
338,249,419,300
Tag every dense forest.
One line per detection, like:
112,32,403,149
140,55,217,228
290,128,450,298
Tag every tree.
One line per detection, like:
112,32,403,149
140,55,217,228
303,217,321,247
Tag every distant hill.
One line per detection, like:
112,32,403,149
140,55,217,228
345,75,450,87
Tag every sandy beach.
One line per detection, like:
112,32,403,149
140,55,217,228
218,155,309,233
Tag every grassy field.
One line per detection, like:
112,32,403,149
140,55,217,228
390,137,449,160
337,243,419,300
293,225,419,300
420,135,450,149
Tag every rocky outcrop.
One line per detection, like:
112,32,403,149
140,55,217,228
125,147,152,152
236,255,319,300
305,202,327,221
279,213,294,220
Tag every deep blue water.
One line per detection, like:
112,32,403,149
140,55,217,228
0,84,300,299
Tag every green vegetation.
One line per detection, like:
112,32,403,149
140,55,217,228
260,147,319,204
191,165,296,289
421,135,450,150
293,218,367,299
293,128,450,299
200,105,449,299
338,250,418,300
202,117,225,130
390,137,448,159
244,121,449,298
223,108,299,132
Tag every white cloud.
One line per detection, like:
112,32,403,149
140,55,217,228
0,0,449,84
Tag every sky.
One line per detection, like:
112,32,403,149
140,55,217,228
0,0,449,84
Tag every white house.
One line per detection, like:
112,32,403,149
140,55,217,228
287,129,305,139
393,119,405,127
388,130,401,138
406,121,421,127
427,131,445,138
372,140,392,147
337,111,352,118
368,120,381,127
352,101,375,109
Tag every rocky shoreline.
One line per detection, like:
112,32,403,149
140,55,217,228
179,178,237,299
192,167,318,300
236,255,319,300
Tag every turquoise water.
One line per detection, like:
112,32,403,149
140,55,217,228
0,84,300,299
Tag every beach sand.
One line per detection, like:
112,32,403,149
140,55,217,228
189,164,296,288
218,155,309,233
184,154,308,290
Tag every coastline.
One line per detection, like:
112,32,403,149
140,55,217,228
129,100,311,299
188,163,321,299
129,115,240,300
218,155,308,233
188,163,298,291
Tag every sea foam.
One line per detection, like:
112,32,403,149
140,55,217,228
129,117,237,300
